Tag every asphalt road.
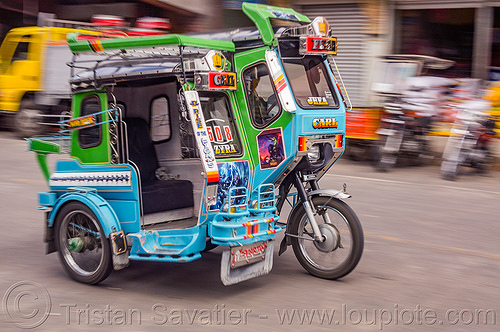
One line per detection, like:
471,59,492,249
1,130,499,331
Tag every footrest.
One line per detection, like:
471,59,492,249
127,225,206,261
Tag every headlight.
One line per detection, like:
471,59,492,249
307,144,321,162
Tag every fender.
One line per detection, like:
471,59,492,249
278,189,349,256
308,189,350,200
48,188,122,237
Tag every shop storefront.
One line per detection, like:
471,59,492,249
297,2,371,107
395,0,500,81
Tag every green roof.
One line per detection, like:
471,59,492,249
242,2,310,46
67,33,236,54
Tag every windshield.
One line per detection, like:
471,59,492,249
282,56,338,109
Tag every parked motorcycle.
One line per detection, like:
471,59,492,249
372,55,454,171
374,98,434,171
440,99,496,180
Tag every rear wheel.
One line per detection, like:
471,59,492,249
290,196,363,279
55,202,112,284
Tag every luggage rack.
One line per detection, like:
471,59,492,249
28,134,71,154
66,33,236,90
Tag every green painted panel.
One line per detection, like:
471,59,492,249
70,91,111,164
233,47,293,170
242,3,310,46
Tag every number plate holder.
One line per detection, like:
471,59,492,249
230,241,268,269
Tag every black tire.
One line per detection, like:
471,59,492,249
290,196,363,280
55,202,113,284
14,100,45,138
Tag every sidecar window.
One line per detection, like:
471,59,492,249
150,96,171,143
243,63,281,128
199,92,242,158
78,94,101,148
282,56,338,109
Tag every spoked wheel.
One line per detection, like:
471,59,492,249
290,196,363,280
55,202,112,284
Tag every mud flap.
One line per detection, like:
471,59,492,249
220,241,274,286
278,235,289,256
111,231,129,270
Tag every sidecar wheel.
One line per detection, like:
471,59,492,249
55,202,113,284
289,196,363,279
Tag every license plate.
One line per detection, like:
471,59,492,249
231,241,267,269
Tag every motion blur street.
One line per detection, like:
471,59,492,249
1,130,499,331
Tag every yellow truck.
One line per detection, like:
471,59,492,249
0,25,98,137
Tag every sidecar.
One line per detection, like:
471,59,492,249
28,3,359,285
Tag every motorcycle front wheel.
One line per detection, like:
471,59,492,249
289,196,363,280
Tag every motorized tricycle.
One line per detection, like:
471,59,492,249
372,55,454,171
27,3,363,285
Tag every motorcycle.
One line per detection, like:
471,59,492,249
440,99,496,180
372,55,454,171
374,98,434,171
26,4,363,286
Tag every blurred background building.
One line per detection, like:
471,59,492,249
1,0,500,108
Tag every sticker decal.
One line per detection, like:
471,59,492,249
88,39,104,52
257,128,286,169
307,97,329,106
304,36,337,55
312,118,338,129
68,115,96,130
268,10,299,21
208,72,237,90
209,161,250,211
274,74,287,93
184,91,219,184
206,120,240,157
212,52,223,70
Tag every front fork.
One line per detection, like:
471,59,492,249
293,172,325,243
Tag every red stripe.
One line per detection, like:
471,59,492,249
276,79,287,93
